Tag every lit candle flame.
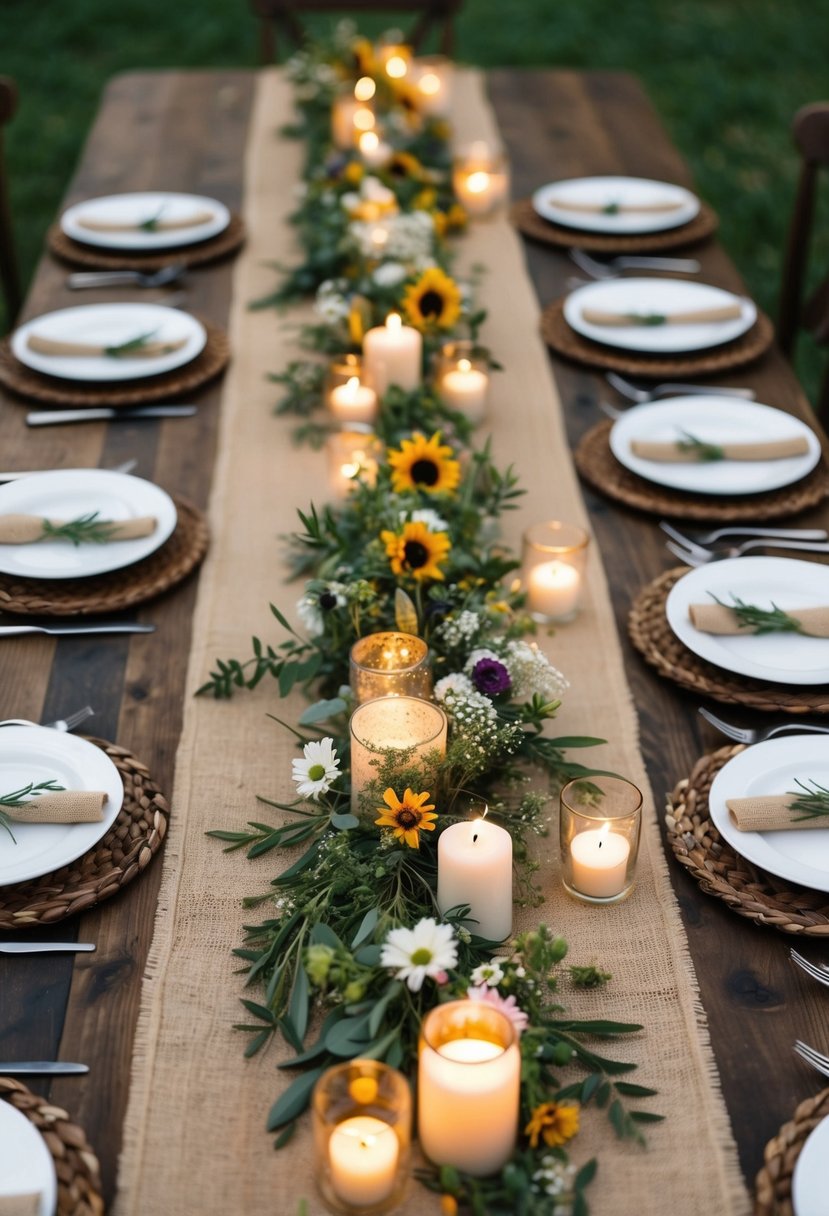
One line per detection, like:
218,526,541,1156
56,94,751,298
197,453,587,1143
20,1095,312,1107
419,72,441,96
458,357,472,374
354,107,376,132
343,376,360,401
359,130,380,155
354,76,376,101
385,55,408,79
386,312,402,332
466,171,491,195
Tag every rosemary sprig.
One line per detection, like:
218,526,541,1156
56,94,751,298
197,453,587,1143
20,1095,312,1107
104,329,159,358
676,430,725,461
139,206,166,231
0,779,66,842
602,201,621,214
41,511,116,546
711,593,804,635
786,777,829,821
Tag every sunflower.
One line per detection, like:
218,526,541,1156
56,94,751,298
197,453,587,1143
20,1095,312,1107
524,1101,580,1149
381,520,451,582
402,267,463,331
375,787,438,848
388,431,461,495
385,150,424,181
348,295,372,345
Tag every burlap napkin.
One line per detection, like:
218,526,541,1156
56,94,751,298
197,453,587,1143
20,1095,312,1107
26,334,187,358
76,209,214,232
726,794,828,832
0,515,157,544
547,197,684,215
630,436,810,462
688,603,829,637
0,1194,42,1216
7,790,107,824
581,303,743,327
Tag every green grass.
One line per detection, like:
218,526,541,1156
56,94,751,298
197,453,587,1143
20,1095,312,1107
3,0,828,400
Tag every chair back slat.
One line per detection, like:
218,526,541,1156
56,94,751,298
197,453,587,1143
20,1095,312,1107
0,77,21,329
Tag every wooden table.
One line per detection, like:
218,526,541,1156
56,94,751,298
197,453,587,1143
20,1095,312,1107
1,68,826,1206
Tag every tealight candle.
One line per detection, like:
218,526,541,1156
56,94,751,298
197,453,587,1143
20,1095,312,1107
349,696,447,811
436,345,489,423
560,776,642,904
362,312,423,397
412,56,453,116
350,631,432,703
332,89,376,150
358,129,392,169
378,43,412,79
452,142,509,218
437,817,512,941
328,1116,399,1207
328,375,378,426
326,428,381,499
521,521,590,624
570,825,630,899
527,560,581,620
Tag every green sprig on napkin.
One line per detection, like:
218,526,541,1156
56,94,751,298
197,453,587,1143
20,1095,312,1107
0,779,66,842
42,511,117,546
786,778,829,822
712,594,803,634
676,431,725,462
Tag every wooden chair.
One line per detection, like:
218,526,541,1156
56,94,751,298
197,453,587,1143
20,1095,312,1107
778,102,829,416
0,78,21,329
251,0,462,65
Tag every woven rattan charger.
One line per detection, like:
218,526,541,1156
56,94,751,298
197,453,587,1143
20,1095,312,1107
0,1078,104,1216
47,212,246,271
666,743,829,934
575,419,829,521
0,497,208,617
511,197,718,253
0,737,168,929
755,1087,829,1215
629,567,829,715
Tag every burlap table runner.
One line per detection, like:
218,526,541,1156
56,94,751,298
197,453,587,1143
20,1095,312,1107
115,70,749,1215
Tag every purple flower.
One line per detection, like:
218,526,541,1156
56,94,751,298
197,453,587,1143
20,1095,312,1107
470,657,512,697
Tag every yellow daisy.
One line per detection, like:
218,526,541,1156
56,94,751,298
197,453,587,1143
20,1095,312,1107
375,787,438,848
524,1101,580,1149
388,431,461,495
402,267,463,331
381,521,451,582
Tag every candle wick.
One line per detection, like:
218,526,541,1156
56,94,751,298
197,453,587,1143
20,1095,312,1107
473,833,478,844
598,839,602,849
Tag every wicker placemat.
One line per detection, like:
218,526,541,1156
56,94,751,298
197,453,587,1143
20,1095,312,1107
0,497,207,618
0,1078,104,1216
541,298,775,377
0,320,230,408
629,567,829,715
755,1087,829,1215
511,197,718,253
575,419,829,521
47,212,246,271
0,737,168,929
666,743,829,934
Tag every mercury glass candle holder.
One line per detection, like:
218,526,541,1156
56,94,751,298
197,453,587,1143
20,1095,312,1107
434,340,490,424
521,520,590,624
349,695,447,812
312,1059,411,1215
326,355,379,426
350,632,432,704
451,142,510,218
559,776,642,904
418,1000,520,1176
326,427,382,500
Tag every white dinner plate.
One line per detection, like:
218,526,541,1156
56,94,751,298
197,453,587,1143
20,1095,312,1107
0,726,123,887
610,397,821,495
11,303,206,382
793,1112,829,1215
61,190,230,250
0,469,177,579
564,278,756,353
709,736,829,893
532,175,699,234
0,1099,57,1216
666,557,829,686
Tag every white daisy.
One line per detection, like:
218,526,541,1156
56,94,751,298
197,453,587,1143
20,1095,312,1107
402,507,450,533
470,960,505,987
380,917,458,991
291,738,341,801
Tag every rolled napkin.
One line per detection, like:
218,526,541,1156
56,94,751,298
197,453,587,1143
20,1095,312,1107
630,436,810,463
0,514,157,545
688,603,829,637
5,790,107,824
75,209,214,232
0,1194,42,1216
548,197,684,215
580,303,743,327
727,792,829,832
26,333,187,359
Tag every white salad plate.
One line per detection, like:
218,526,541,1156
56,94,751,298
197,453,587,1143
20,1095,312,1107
532,175,699,234
792,1112,829,1215
0,1099,57,1216
61,190,230,250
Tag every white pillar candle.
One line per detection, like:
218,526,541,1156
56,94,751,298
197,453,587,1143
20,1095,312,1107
439,358,489,422
328,1115,399,1207
527,560,581,620
362,313,423,397
328,375,378,426
437,818,512,941
570,824,630,899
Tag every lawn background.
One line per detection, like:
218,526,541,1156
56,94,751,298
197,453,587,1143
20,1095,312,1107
3,0,828,400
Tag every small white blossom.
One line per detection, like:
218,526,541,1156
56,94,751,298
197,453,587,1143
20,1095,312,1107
380,918,458,991
434,672,473,702
532,1157,577,1201
470,960,505,987
505,640,569,702
401,507,449,533
372,261,408,288
291,738,341,801
350,211,434,261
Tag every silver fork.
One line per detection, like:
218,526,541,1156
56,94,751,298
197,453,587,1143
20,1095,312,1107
791,949,829,988
67,262,186,290
666,537,829,566
606,371,756,402
660,521,828,551
569,249,701,279
697,706,829,744
794,1040,829,1079
0,706,95,732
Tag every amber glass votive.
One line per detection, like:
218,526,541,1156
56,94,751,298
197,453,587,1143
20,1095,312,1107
521,520,590,624
349,696,447,811
560,776,642,904
350,632,432,704
312,1059,411,1215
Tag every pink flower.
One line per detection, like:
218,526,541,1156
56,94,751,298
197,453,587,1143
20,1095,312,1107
467,984,529,1034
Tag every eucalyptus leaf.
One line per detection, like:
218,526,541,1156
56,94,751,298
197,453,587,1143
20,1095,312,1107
288,961,310,1043
310,922,343,950
299,697,348,726
354,944,382,966
351,907,380,949
266,1066,327,1130
330,813,360,831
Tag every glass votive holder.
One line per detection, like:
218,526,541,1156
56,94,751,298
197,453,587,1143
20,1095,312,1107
559,775,643,905
521,520,590,624
434,341,489,425
452,142,510,218
349,695,447,811
411,55,453,117
326,426,382,500
377,40,412,80
312,1059,411,1215
350,632,432,704
331,89,375,150
326,356,379,426
418,1000,520,1177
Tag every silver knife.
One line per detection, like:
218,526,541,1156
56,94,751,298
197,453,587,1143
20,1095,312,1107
27,405,197,426
0,942,96,954
0,622,155,636
0,1062,89,1075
